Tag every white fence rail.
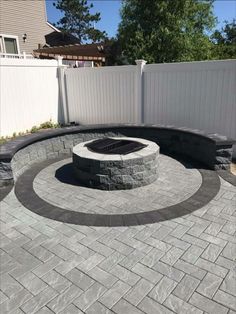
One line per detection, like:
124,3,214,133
0,58,60,137
0,53,34,59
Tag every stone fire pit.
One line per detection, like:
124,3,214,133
73,137,159,190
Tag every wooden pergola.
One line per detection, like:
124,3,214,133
34,43,107,66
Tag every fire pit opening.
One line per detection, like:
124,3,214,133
85,138,147,155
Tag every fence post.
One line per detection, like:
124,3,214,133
135,59,147,124
56,56,69,125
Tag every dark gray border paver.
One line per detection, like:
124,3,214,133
0,184,13,202
217,170,236,186
14,157,220,227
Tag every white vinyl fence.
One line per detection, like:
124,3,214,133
64,65,139,124
1,58,235,157
143,60,236,139
64,59,236,156
0,58,60,137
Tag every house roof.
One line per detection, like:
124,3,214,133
46,22,61,33
45,31,80,47
34,43,107,61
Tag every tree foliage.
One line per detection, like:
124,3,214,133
118,0,216,64
105,38,130,65
211,20,236,59
53,0,107,43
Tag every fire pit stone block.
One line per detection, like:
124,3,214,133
73,137,159,190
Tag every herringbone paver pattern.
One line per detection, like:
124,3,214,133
0,155,235,314
34,156,202,214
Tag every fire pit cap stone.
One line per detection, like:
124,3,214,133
73,137,159,161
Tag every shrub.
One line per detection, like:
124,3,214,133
30,126,38,133
0,120,61,146
0,137,7,145
40,121,54,129
39,120,59,129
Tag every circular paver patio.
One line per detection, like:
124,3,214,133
15,154,220,226
34,155,201,214
1,152,235,314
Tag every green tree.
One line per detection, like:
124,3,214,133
211,20,236,59
53,0,107,43
105,38,130,65
118,0,216,64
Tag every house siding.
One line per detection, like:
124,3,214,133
0,0,54,54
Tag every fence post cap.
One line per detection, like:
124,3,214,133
135,59,147,65
55,55,64,66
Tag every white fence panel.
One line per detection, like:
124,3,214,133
65,65,138,124
0,58,60,137
143,60,236,139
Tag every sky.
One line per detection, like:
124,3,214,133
46,0,236,38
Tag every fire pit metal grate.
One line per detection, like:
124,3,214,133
85,138,147,155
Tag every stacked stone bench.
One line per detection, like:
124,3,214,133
0,124,234,187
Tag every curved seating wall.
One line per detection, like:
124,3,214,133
0,124,234,187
